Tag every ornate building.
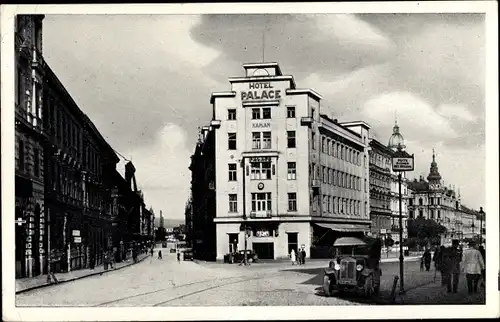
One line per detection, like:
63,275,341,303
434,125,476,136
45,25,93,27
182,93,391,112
15,14,46,278
407,150,483,246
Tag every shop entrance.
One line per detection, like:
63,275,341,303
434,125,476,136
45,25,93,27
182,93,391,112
252,242,274,259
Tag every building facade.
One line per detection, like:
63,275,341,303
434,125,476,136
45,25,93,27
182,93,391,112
368,139,393,238
206,62,371,261
15,14,47,278
188,126,217,261
43,63,120,272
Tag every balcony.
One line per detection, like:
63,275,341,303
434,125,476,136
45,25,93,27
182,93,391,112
311,179,321,188
300,116,314,126
210,119,221,128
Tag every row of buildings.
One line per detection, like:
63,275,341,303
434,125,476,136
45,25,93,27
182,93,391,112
14,15,155,278
185,62,485,262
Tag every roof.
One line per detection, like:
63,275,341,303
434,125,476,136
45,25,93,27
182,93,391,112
407,179,430,192
242,62,283,76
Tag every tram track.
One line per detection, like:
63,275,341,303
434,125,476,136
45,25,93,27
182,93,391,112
94,272,281,307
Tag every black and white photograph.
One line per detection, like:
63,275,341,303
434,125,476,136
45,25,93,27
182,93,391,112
1,2,498,321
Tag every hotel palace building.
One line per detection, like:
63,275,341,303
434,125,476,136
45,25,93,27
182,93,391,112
193,62,371,261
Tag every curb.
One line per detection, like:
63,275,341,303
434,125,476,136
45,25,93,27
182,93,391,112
16,254,151,295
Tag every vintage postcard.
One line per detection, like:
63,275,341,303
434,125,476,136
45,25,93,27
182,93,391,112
1,2,499,321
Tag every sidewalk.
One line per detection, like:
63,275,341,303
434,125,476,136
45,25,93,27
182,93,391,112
396,272,486,305
16,253,150,294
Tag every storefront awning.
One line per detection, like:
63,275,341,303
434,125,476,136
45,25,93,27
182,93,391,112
315,222,369,233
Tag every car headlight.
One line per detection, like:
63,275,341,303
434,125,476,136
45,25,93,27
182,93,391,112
356,264,363,271
334,264,340,270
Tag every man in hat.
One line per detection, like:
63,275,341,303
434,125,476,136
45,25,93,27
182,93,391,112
442,239,462,293
462,240,485,294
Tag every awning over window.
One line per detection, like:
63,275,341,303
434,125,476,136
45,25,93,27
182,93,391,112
315,222,370,233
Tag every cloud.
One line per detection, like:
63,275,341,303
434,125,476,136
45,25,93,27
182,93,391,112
437,104,478,122
116,123,193,219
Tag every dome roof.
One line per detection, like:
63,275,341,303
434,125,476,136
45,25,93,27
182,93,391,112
388,122,405,150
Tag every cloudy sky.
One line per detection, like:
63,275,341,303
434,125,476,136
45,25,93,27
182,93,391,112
42,13,485,220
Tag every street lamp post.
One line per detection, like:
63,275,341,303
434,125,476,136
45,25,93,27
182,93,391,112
479,207,484,245
398,171,404,293
240,157,248,266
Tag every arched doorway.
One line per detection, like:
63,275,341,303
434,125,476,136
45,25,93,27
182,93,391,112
15,206,26,278
33,203,41,276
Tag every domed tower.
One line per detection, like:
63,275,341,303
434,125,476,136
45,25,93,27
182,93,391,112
427,148,442,190
388,120,406,151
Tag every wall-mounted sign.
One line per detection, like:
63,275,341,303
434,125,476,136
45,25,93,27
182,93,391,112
255,229,270,237
392,156,414,172
74,237,82,243
241,82,282,101
257,182,265,190
252,122,271,129
380,229,387,234
250,157,271,162
72,230,80,237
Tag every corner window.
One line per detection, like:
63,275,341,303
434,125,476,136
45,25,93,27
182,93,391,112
228,109,236,120
287,106,295,118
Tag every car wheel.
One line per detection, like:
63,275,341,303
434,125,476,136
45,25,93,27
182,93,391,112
323,276,332,297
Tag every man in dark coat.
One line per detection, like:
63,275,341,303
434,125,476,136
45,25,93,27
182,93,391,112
423,248,432,271
442,240,462,293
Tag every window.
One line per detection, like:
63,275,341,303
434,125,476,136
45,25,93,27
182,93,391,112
333,142,337,157
328,169,333,185
228,133,237,150
437,210,441,218
287,131,296,148
262,107,271,119
287,162,296,180
252,108,261,119
333,170,337,186
327,196,331,213
18,140,25,171
229,194,238,213
364,155,367,167
262,132,271,149
419,198,423,206
252,132,261,149
228,109,236,120
364,178,367,192
287,106,295,118
250,162,272,180
437,198,441,205
34,148,40,177
251,192,272,212
288,193,297,211
322,137,326,153
419,210,423,218
332,197,336,213
409,199,414,206
327,139,331,155
322,166,327,183
16,68,23,106
228,163,237,181
312,131,316,149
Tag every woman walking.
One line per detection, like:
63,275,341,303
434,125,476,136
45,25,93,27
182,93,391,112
290,249,297,265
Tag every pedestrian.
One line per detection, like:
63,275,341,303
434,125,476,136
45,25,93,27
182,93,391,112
158,249,162,260
109,249,115,269
177,251,181,262
423,248,432,272
150,247,154,257
433,246,445,285
103,250,109,271
301,248,306,265
442,239,462,293
478,245,486,288
290,249,297,265
420,255,424,271
462,241,485,294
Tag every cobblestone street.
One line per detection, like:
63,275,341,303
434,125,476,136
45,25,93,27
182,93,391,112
16,249,485,307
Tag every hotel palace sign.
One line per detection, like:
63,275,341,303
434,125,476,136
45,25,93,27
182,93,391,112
241,82,282,101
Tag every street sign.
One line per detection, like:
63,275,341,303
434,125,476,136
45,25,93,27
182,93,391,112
72,230,80,237
392,156,414,172
74,237,82,243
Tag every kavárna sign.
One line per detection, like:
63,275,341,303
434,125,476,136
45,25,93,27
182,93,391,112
241,82,281,101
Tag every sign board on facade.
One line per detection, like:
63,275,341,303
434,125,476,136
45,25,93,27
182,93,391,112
72,230,80,237
74,237,82,243
252,122,271,129
250,156,271,162
241,82,282,101
255,229,270,237
380,229,387,234
392,156,414,172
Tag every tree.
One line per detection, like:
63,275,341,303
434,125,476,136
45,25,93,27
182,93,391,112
406,217,446,248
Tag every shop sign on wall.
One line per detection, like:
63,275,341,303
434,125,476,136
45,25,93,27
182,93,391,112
255,229,270,237
241,82,282,101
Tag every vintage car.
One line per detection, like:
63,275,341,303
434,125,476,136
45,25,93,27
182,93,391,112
233,250,258,263
323,237,382,297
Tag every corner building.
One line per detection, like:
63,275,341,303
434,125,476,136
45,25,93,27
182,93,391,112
209,63,371,261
